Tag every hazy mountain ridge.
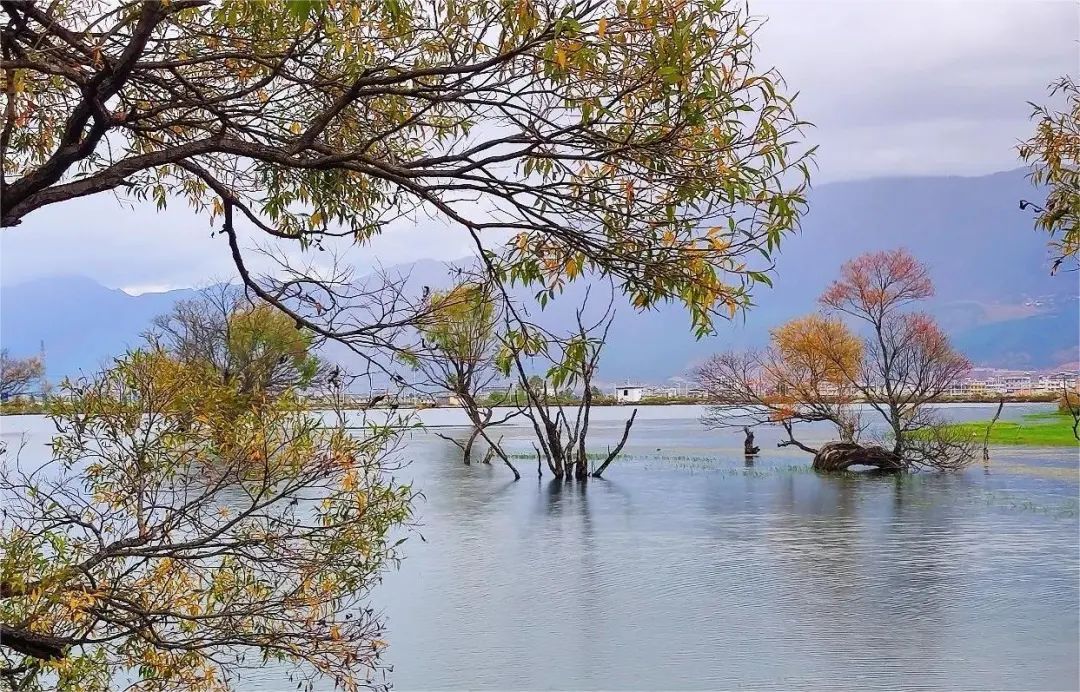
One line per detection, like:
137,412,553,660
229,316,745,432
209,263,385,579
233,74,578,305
0,278,201,380
2,168,1076,381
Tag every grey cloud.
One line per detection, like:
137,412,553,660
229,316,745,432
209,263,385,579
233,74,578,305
757,0,1078,180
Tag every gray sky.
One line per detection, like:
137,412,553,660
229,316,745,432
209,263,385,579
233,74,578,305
2,0,1077,292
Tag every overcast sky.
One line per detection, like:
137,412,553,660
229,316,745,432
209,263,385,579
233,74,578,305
2,0,1076,293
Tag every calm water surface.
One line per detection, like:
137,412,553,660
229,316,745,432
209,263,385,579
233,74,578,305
3,404,1078,690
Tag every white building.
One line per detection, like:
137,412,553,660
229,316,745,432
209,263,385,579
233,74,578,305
945,379,994,397
1036,373,1079,393
615,385,644,403
1002,375,1034,395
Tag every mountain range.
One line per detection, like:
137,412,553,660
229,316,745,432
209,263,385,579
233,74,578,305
2,168,1077,383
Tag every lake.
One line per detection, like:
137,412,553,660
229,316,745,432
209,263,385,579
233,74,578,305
2,404,1078,690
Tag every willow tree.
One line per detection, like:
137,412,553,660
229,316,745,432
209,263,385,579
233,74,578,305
410,281,518,467
496,291,636,480
1019,76,1079,274
2,0,812,347
0,350,413,692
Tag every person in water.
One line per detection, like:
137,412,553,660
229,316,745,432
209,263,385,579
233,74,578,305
743,426,760,456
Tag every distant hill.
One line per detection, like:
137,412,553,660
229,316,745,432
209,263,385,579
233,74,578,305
2,168,1076,382
0,278,199,380
546,167,1078,377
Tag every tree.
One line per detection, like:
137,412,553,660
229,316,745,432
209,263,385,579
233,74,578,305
700,249,973,472
819,249,971,465
698,314,864,452
1019,75,1079,274
149,284,323,405
409,281,518,466
0,349,413,692
0,349,44,400
497,291,636,480
2,0,812,348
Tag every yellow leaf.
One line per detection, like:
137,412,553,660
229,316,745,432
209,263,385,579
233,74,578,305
311,210,324,227
598,18,607,38
555,47,567,69
290,121,302,135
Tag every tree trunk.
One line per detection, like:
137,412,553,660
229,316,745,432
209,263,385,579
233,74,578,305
501,456,521,481
461,426,481,465
574,455,589,480
982,397,1005,462
812,441,905,472
742,427,760,455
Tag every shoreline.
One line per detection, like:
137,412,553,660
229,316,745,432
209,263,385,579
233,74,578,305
1,396,1065,417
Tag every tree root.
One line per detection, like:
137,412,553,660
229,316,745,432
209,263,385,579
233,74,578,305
811,442,905,472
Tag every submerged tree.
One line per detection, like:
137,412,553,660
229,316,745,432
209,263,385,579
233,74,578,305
698,314,864,453
410,281,518,466
0,350,413,692
0,349,44,400
700,249,974,472
819,249,972,467
1019,75,1079,274
497,292,636,480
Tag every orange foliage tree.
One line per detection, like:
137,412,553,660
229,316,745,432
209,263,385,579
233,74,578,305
699,249,973,470
698,314,863,452
820,249,971,463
